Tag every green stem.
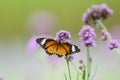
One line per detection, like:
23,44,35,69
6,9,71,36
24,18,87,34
64,73,68,80
77,72,79,80
86,46,90,80
97,20,120,56
66,55,72,80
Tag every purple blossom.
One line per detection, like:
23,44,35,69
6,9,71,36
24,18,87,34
79,57,84,64
79,64,84,70
68,54,74,61
101,29,110,41
81,38,96,46
79,25,96,39
78,25,96,47
55,30,71,42
92,5,99,11
107,40,120,50
100,4,113,15
82,3,113,25
82,12,90,22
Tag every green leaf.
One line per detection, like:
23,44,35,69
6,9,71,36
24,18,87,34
64,73,68,80
89,65,98,80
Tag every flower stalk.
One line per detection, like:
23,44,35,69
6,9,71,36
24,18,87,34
66,55,72,80
85,46,91,80
64,73,68,80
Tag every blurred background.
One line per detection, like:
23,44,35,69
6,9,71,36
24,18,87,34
0,0,120,80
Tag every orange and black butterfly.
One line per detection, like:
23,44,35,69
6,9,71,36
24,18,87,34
36,38,80,57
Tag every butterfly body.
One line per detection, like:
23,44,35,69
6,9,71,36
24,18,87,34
36,38,80,57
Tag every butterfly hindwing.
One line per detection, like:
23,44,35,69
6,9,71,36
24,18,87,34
71,44,80,53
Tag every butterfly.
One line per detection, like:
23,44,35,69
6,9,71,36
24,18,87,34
36,38,80,57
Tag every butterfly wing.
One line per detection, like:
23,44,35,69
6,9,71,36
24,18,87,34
36,38,57,55
56,43,80,57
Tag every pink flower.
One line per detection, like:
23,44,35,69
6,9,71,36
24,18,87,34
68,54,74,61
79,25,96,39
55,30,71,42
79,57,84,64
101,29,110,41
107,40,120,50
78,25,96,47
81,38,96,46
82,3,113,25
100,3,113,15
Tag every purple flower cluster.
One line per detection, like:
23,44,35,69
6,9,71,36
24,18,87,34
82,3,113,25
55,30,71,42
101,29,110,41
78,25,96,47
107,40,120,50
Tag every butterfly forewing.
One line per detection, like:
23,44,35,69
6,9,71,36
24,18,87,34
36,38,58,55
36,38,57,48
36,38,46,47
45,44,57,55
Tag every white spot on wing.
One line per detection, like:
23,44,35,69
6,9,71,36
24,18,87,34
41,39,47,45
72,45,76,52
